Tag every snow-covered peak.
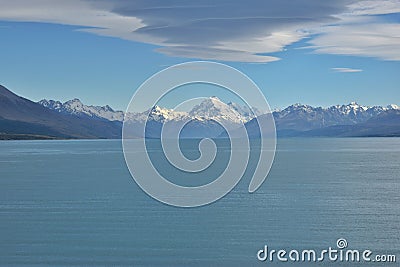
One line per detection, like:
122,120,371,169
386,104,400,110
64,98,85,111
151,105,188,121
38,99,63,110
348,101,368,111
330,102,371,115
65,98,83,104
189,97,246,123
128,105,188,123
283,103,315,113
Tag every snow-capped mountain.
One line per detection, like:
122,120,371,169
126,105,189,123
188,96,248,123
39,97,259,124
38,97,262,138
273,102,400,132
123,97,256,138
2,81,398,140
386,104,400,110
38,96,400,138
39,99,124,122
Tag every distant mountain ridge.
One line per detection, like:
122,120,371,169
38,99,124,122
272,102,399,135
1,84,399,139
38,95,400,138
39,97,399,126
39,96,261,138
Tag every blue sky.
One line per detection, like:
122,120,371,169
0,0,399,111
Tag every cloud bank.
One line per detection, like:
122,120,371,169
0,0,399,62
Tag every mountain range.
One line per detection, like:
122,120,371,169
0,85,121,139
1,84,399,139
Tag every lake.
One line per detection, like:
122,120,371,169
0,138,399,266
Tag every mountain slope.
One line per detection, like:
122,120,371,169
0,85,121,139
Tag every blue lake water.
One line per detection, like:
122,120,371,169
0,138,399,266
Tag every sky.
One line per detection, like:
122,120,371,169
0,0,399,111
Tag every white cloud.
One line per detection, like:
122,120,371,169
346,0,400,15
308,0,400,61
310,22,400,61
0,0,351,62
0,0,144,40
215,30,308,60
0,0,399,62
332,67,363,73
